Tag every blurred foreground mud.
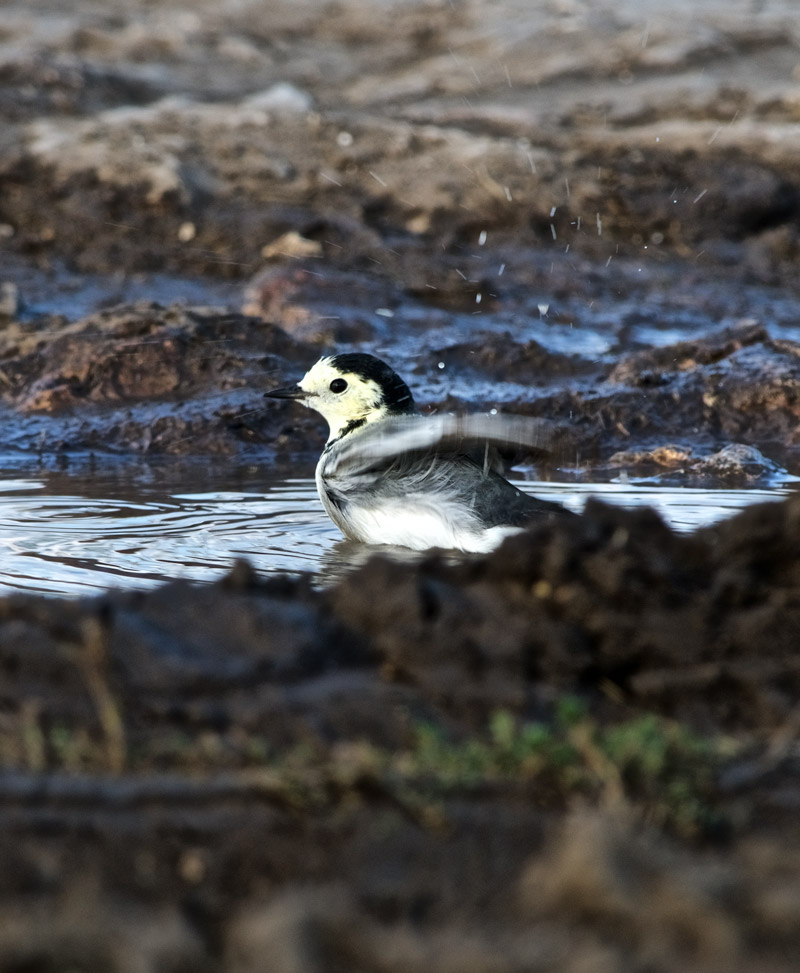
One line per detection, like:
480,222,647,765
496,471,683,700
1,1,800,968
2,497,800,968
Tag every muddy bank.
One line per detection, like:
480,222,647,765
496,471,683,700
0,301,795,478
2,1,800,281
0,1,798,471
1,496,800,968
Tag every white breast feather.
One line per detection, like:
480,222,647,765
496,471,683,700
328,488,520,553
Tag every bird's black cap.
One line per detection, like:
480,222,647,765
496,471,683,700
329,353,416,414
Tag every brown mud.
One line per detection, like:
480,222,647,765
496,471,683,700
1,1,800,968
4,498,800,970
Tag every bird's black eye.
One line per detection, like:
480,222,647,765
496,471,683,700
329,378,348,393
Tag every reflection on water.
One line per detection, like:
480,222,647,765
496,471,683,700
0,462,792,596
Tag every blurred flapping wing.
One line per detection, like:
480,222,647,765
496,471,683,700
324,413,566,479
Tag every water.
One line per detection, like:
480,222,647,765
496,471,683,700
0,460,791,596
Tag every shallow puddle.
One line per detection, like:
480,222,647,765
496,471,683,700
0,461,792,596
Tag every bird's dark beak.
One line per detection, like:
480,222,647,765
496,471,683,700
264,384,305,400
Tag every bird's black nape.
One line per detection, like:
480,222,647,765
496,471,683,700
329,353,416,414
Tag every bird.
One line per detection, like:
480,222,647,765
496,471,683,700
265,352,572,553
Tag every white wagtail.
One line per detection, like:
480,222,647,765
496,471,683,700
265,353,571,553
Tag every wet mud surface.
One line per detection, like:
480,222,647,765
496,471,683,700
2,1,800,476
4,499,800,970
1,0,800,968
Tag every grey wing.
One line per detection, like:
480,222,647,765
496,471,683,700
458,463,571,528
321,415,572,526
324,414,565,479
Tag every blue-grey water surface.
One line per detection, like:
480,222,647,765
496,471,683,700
0,460,793,596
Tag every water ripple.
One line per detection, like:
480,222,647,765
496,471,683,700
0,472,790,596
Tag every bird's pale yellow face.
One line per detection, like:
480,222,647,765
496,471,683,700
297,357,389,441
